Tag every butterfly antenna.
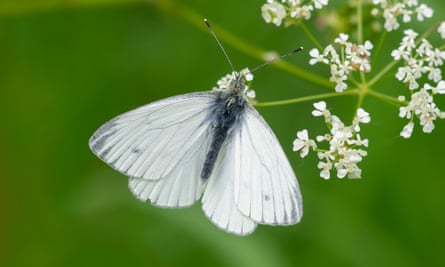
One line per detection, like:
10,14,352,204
204,19,236,72
250,47,304,73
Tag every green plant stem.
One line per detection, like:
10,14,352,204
356,84,366,109
368,60,398,87
359,68,367,85
419,21,441,41
299,22,324,51
357,0,363,44
254,90,359,107
373,30,387,65
366,89,403,106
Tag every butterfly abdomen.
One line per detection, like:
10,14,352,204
200,91,247,180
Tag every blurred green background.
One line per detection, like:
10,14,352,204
1,0,445,266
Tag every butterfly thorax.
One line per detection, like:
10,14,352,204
201,73,248,181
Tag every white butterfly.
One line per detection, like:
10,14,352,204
89,20,303,235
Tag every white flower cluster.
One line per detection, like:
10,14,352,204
391,29,445,138
309,33,373,92
392,29,445,89
293,101,370,179
371,0,433,31
212,68,256,99
261,0,329,26
398,82,445,138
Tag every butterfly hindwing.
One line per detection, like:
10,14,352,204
202,141,257,235
128,130,213,207
233,105,303,225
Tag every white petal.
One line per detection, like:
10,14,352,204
400,122,414,138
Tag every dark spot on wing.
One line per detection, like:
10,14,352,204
132,147,141,154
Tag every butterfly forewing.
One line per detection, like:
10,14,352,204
89,92,215,181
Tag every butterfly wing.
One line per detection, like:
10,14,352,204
233,105,303,225
128,129,212,207
202,141,257,235
90,92,216,207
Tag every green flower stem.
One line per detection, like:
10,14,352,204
350,76,361,88
366,89,403,106
357,0,363,44
254,90,359,107
359,68,367,85
419,21,441,41
373,30,387,65
368,60,398,87
299,22,324,51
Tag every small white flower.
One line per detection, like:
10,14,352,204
312,101,331,119
262,1,286,26
417,39,433,56
335,163,348,178
360,41,374,55
324,44,338,59
402,29,418,49
309,48,328,65
291,5,314,20
357,108,371,124
333,79,348,92
316,133,331,142
432,80,445,94
401,9,413,23
420,114,435,133
348,167,362,179
347,134,369,147
399,106,411,119
334,33,349,45
426,48,445,67
314,0,328,9
415,4,433,21
353,108,371,131
317,160,332,179
426,67,442,83
293,129,317,158
405,0,418,8
391,48,405,60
